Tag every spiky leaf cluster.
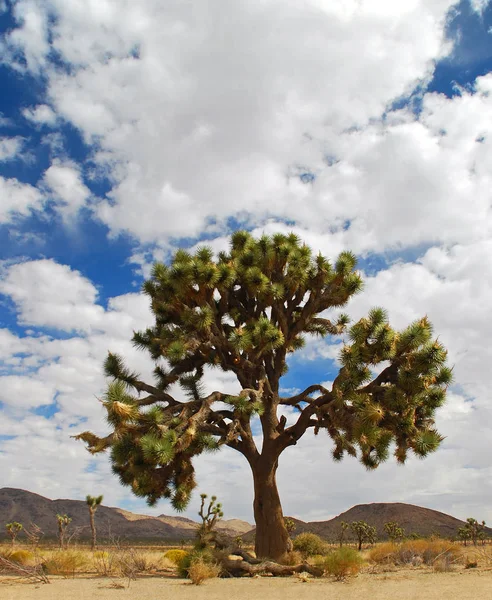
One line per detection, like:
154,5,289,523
316,311,450,469
135,230,362,389
75,379,222,510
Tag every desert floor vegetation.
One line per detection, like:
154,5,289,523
0,540,491,598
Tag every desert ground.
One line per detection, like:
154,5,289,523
1,568,492,600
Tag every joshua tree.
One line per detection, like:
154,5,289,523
457,526,471,546
86,495,104,550
56,514,72,550
196,493,224,549
459,518,486,547
337,521,349,547
350,520,377,550
76,231,451,560
5,522,23,546
384,521,405,542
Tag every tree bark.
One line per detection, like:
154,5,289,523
89,509,96,550
252,460,290,561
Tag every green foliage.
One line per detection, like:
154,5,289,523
383,521,405,542
86,494,103,509
293,532,328,557
320,546,363,580
350,521,377,549
163,548,189,565
284,518,296,535
5,522,23,545
458,518,486,546
178,547,215,578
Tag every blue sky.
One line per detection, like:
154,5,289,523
1,0,492,525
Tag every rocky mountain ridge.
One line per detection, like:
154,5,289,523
1,488,489,543
0,487,251,542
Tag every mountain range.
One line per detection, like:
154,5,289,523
1,487,489,543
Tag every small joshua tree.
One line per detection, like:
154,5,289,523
196,494,224,549
459,518,486,547
457,526,471,546
5,522,23,546
337,521,349,547
56,514,72,550
284,518,296,536
350,520,377,551
384,521,405,542
86,495,104,550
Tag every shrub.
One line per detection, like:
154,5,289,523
421,540,462,566
93,550,116,576
321,547,363,580
187,558,220,585
369,539,462,568
178,548,215,578
396,539,430,564
293,533,328,557
279,550,303,566
8,550,34,565
369,542,398,564
164,548,188,566
43,550,88,577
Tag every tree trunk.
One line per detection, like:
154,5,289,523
252,460,290,561
89,509,96,550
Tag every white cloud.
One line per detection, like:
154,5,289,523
22,104,57,126
43,161,91,219
0,136,24,161
469,0,491,14
4,0,50,73
0,177,44,223
6,0,457,245
0,259,104,333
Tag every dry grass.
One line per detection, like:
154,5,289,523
43,550,89,577
368,540,463,570
278,551,304,566
187,559,221,585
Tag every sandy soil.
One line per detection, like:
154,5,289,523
1,568,491,600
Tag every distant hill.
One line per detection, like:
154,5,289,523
0,488,251,543
243,502,492,542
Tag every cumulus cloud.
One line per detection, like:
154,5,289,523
42,161,92,219
0,259,104,333
0,177,44,223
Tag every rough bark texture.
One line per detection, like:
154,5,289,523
221,557,323,578
252,461,290,560
89,509,96,550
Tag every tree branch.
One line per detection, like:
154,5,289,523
279,384,330,406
